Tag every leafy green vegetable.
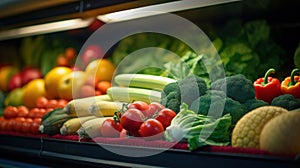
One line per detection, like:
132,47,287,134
111,33,192,75
294,43,300,68
214,19,286,81
164,103,232,150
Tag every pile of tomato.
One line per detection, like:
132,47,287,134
0,96,68,134
101,101,177,140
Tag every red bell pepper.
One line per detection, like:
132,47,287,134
281,68,300,99
253,68,282,104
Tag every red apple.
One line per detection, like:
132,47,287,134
21,67,42,85
8,73,22,91
81,45,103,66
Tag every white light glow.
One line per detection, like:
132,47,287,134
0,18,94,40
97,0,240,23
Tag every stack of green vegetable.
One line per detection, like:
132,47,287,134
162,74,269,150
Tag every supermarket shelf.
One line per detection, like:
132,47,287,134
0,134,299,168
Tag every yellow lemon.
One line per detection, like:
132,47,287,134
44,66,72,99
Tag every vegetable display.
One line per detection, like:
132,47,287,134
253,68,282,104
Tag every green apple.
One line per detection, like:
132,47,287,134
58,71,87,100
4,87,24,106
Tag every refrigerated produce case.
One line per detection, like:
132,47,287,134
0,0,300,167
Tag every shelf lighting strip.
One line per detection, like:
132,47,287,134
97,0,241,23
0,18,94,41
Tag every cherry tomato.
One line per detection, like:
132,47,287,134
31,118,42,134
17,106,29,118
100,118,123,138
14,117,26,132
46,99,58,109
155,108,176,129
143,102,165,118
120,109,145,135
138,119,164,140
56,99,68,108
3,106,18,118
128,101,149,111
6,119,15,131
36,96,48,108
21,118,33,133
0,119,8,131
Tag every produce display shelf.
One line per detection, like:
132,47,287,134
0,132,299,168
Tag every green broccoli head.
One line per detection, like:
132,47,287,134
161,91,181,113
242,98,269,112
190,93,247,124
161,75,207,113
210,74,256,103
271,94,300,111
162,82,179,96
178,75,207,106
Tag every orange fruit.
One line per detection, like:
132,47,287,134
85,59,115,82
23,79,47,109
44,66,72,99
65,47,76,61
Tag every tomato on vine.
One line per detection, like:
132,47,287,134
138,119,164,140
101,118,123,138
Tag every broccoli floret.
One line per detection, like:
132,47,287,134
162,82,179,96
243,99,269,112
178,75,207,105
166,98,181,113
190,93,247,124
271,94,300,110
210,74,256,103
205,90,227,99
161,75,207,113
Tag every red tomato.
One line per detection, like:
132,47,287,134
36,96,48,108
100,118,123,138
128,101,149,111
31,118,42,134
143,102,165,118
46,99,58,109
0,119,8,131
120,109,145,135
138,119,164,140
155,108,176,129
6,119,15,131
21,118,33,133
17,106,29,118
14,117,25,132
56,99,68,108
3,106,18,118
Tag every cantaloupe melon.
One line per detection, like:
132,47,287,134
260,112,300,155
